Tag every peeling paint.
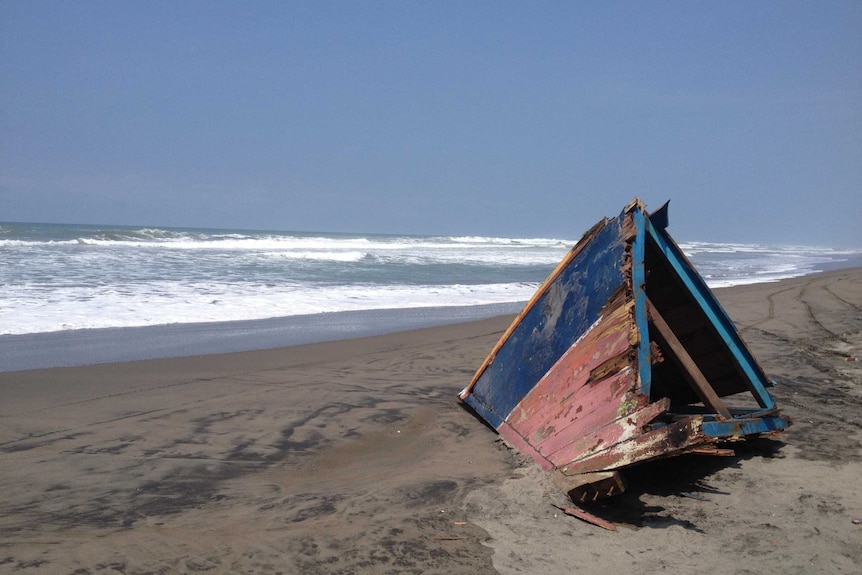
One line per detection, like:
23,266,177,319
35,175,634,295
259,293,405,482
461,199,790,499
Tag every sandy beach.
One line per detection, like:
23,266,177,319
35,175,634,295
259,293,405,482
1,268,860,574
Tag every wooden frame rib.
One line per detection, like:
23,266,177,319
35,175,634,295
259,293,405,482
646,297,732,420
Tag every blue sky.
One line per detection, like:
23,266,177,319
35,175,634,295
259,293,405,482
1,2,860,246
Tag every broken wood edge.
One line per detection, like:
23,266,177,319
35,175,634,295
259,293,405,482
685,446,735,456
553,469,627,502
552,503,618,531
553,397,671,476
646,297,733,420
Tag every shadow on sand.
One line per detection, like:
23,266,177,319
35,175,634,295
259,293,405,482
575,438,787,532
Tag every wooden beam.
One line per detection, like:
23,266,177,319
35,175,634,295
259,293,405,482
646,297,732,420
552,504,618,531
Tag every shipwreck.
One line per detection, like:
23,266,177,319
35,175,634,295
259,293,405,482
459,199,790,503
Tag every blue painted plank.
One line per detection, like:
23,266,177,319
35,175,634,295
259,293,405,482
463,392,505,429
631,206,652,397
644,219,776,409
465,210,629,425
702,416,790,437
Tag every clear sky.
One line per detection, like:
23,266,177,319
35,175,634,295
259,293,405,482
1,1,860,246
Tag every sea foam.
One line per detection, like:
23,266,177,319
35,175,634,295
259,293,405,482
0,222,857,335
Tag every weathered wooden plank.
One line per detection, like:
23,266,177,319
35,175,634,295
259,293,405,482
553,504,618,531
631,204,654,401
589,350,633,383
505,302,635,434
497,421,555,470
545,398,671,468
562,418,711,475
462,213,629,425
461,217,610,399
701,415,791,438
532,368,644,457
647,297,732,420
540,388,648,465
517,368,639,448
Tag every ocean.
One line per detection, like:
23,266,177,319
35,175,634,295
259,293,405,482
1,222,859,371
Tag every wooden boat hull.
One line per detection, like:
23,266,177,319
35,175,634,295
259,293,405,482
460,199,790,498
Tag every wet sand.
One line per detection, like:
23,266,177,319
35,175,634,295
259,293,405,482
1,268,860,574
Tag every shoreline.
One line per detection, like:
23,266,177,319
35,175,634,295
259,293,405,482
0,301,523,373
1,267,860,573
3,260,861,373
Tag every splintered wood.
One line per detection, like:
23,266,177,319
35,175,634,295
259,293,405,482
553,504,617,531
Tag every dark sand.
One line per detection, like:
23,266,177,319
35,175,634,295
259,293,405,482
1,268,860,574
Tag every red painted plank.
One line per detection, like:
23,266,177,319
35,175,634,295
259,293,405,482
562,418,708,475
523,368,640,448
528,368,640,453
504,343,630,435
545,398,671,468
553,504,618,531
497,421,555,471
505,304,635,438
